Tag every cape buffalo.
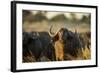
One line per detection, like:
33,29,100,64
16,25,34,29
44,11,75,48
49,27,83,61
23,32,43,61
23,32,52,62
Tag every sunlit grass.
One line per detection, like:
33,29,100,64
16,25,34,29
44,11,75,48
23,47,91,63
82,47,91,59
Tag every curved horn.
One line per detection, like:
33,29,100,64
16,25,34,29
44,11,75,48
48,25,55,37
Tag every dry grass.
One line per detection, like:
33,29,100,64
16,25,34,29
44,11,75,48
64,48,91,60
82,47,91,59
23,32,91,62
23,47,91,62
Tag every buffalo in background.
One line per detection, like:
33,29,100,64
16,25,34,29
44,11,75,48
23,31,52,62
23,28,90,62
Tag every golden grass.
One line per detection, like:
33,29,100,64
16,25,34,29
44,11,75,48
23,47,91,63
82,47,91,59
23,47,91,62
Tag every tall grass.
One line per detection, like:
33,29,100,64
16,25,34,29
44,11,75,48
82,47,91,59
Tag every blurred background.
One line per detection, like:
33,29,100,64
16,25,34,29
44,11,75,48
23,10,91,33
